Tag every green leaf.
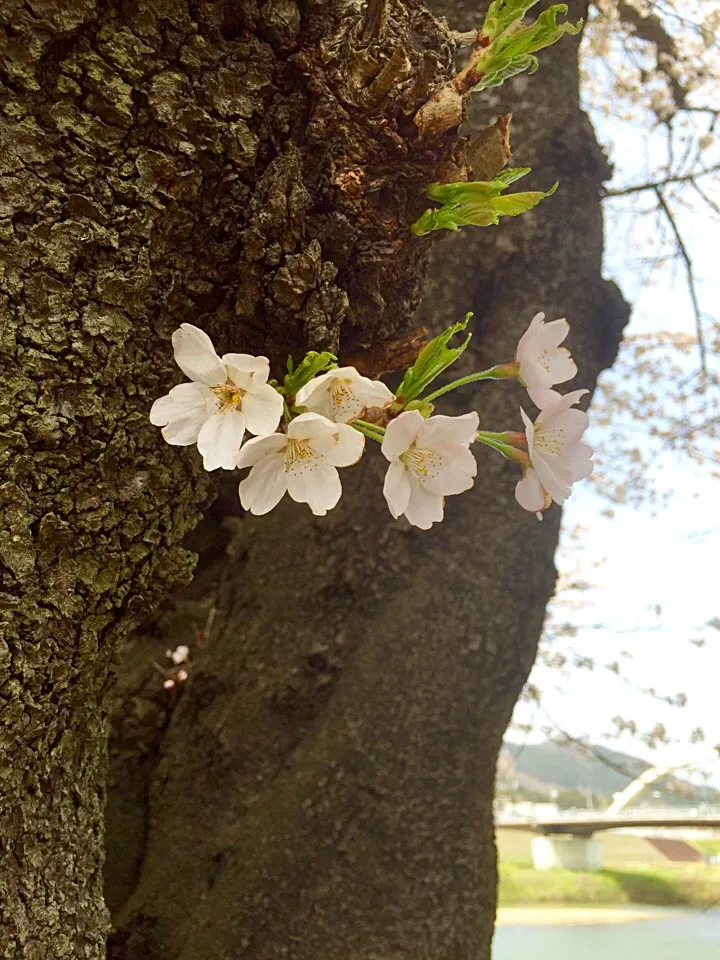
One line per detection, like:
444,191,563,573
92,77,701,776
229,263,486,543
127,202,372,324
473,4,583,92
411,169,555,236
491,181,558,216
482,0,542,41
284,350,337,396
488,167,532,188
396,314,473,403
493,4,583,59
425,180,499,205
473,54,539,91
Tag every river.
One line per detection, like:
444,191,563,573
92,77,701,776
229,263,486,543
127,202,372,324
492,907,720,959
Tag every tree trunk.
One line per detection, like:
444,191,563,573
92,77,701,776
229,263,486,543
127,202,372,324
1,0,458,956
104,3,629,960
1,0,628,956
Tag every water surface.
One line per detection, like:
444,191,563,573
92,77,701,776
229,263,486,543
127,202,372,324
493,907,720,959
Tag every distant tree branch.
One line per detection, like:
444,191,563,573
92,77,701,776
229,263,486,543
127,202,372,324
654,186,707,372
691,180,720,217
602,163,720,198
616,0,687,111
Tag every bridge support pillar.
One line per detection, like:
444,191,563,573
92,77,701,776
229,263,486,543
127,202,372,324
531,834,603,871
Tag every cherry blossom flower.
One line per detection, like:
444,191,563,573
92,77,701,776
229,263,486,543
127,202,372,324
295,366,394,423
514,389,593,518
150,324,284,471
516,312,577,408
236,412,364,517
168,645,190,665
381,410,479,530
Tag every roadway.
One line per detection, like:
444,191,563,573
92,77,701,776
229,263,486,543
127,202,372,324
497,816,720,836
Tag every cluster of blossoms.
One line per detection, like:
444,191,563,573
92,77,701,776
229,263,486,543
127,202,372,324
151,312,593,529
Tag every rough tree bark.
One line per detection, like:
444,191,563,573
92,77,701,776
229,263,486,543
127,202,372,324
1,0,460,956
0,0,628,957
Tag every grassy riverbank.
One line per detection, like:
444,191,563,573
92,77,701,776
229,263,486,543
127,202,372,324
499,862,720,909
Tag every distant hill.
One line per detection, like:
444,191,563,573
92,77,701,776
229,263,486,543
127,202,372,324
499,740,719,806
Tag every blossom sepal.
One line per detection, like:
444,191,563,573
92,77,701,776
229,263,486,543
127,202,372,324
475,429,529,466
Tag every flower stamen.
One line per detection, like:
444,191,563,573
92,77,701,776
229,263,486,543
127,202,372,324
285,438,314,468
213,381,245,414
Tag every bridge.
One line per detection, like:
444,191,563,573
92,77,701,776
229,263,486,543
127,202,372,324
497,813,720,871
497,814,720,837
496,758,720,871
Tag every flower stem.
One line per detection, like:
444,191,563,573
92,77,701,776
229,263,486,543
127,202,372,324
476,429,527,445
421,364,519,403
474,433,529,467
353,419,386,442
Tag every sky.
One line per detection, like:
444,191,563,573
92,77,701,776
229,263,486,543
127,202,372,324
508,34,720,789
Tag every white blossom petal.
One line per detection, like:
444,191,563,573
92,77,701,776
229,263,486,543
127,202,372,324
197,410,247,470
239,453,288,515
357,377,394,407
321,423,365,467
222,353,270,390
403,480,444,530
569,441,594,481
517,387,593,514
417,411,479,449
236,433,287,469
532,451,572,505
535,389,589,427
287,462,342,516
296,367,393,423
161,405,210,445
172,324,226,386
242,382,284,437
294,369,338,406
543,351,577,386
383,460,411,518
515,470,547,514
526,386,563,409
423,445,477,496
516,313,577,392
287,412,337,441
536,317,570,349
150,382,215,426
381,410,424,461
519,406,536,461
536,408,589,449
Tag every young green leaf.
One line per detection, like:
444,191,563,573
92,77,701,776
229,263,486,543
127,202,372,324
411,170,557,236
482,0,542,41
283,351,337,397
474,54,539,91
426,170,530,205
491,182,558,216
396,314,473,403
473,3,583,92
